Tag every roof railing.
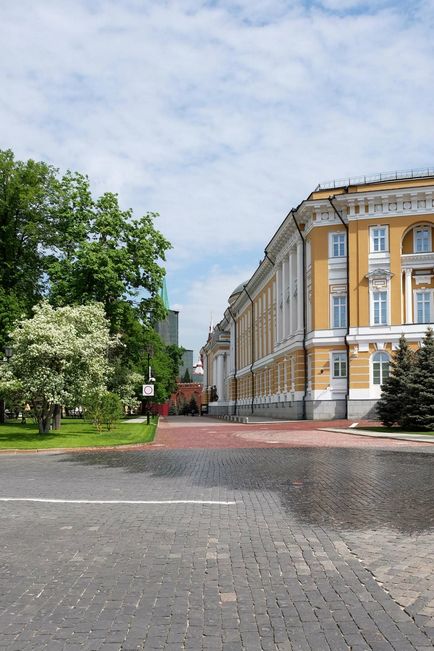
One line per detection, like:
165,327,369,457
315,167,434,191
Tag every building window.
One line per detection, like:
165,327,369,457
331,233,346,257
415,291,431,323
372,291,388,325
372,352,390,385
332,295,347,328
414,227,431,253
332,352,347,378
370,226,388,252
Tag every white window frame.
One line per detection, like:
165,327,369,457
370,225,389,253
331,294,347,329
331,352,347,379
414,289,432,324
413,226,432,253
370,289,389,326
372,351,390,386
330,232,346,258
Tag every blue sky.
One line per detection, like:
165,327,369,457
1,0,434,357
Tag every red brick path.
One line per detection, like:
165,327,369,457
149,416,427,449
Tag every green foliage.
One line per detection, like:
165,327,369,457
189,396,198,415
0,149,176,416
48,185,171,328
377,335,414,427
378,329,434,431
84,391,124,432
182,368,192,383
135,334,184,404
0,418,156,449
0,302,114,434
401,328,434,431
0,150,58,347
180,401,190,415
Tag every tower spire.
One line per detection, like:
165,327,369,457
160,277,170,310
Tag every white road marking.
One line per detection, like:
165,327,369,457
0,497,236,505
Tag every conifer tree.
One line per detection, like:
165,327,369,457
182,368,192,383
402,328,434,431
377,335,414,427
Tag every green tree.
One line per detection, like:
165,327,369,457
47,186,171,332
182,368,192,383
189,396,198,415
0,302,114,433
0,150,175,417
0,150,57,347
84,391,123,432
139,334,184,403
377,335,414,427
401,328,434,431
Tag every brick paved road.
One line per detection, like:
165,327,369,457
0,427,433,650
147,417,431,450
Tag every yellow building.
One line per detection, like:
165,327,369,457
201,169,434,420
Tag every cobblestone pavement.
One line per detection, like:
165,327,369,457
0,443,433,650
148,417,431,450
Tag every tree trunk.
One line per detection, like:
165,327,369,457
0,399,5,425
38,415,51,434
52,404,62,430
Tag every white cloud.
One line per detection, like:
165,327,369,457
0,0,433,352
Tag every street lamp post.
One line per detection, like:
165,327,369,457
145,346,154,426
0,346,13,425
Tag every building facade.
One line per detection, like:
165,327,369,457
201,170,434,420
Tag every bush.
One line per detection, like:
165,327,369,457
84,391,123,432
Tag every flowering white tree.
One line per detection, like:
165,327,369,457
0,302,115,433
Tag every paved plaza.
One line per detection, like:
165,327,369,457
0,418,433,650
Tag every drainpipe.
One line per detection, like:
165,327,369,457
292,211,307,420
328,196,350,419
243,285,255,415
227,305,238,416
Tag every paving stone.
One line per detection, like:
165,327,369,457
0,442,433,650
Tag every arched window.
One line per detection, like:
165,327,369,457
372,352,390,385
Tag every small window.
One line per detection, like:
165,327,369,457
370,226,388,252
415,291,431,323
414,227,431,253
331,233,346,257
373,352,390,385
372,291,388,325
332,352,347,378
332,295,347,328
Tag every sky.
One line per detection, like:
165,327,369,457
1,0,434,358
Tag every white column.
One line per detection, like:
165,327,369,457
297,241,304,331
216,354,224,401
203,356,208,389
276,263,282,343
289,249,295,335
281,257,287,340
285,250,291,338
405,269,413,324
230,322,235,374
212,356,217,389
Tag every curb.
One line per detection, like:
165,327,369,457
320,427,434,444
0,420,160,456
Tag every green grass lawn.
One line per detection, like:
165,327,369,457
0,417,157,449
357,426,434,436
